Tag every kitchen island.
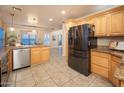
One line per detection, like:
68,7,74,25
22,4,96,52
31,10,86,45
0,45,50,86
13,45,50,66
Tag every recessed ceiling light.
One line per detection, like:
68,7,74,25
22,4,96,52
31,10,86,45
32,30,36,33
61,10,66,14
49,18,53,21
9,27,15,32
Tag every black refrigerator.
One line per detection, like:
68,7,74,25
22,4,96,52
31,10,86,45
68,24,97,76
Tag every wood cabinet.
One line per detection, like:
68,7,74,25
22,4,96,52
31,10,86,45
111,55,121,87
31,47,50,65
41,47,50,62
8,50,12,71
31,48,41,64
91,51,110,79
3,23,8,32
0,18,3,28
121,81,124,87
66,6,124,37
109,10,124,36
94,15,107,36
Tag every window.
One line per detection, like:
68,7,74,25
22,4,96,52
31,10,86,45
44,33,50,45
0,28,5,48
21,32,37,45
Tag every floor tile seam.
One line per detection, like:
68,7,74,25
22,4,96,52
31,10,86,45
15,68,35,86
15,71,17,87
30,68,38,86
87,77,97,87
60,74,80,86
39,64,59,87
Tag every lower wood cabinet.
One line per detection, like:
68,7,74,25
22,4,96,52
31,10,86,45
121,81,124,87
31,47,50,65
91,64,109,79
31,49,41,64
91,51,110,79
41,48,50,62
8,50,12,71
91,51,122,87
111,56,121,87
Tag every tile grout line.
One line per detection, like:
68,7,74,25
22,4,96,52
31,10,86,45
40,59,80,87
39,64,59,87
15,71,17,87
87,77,97,87
29,67,38,87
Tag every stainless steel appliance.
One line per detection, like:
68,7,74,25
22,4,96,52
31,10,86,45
68,24,97,76
13,48,30,70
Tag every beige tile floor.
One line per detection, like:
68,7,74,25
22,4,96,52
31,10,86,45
7,48,113,87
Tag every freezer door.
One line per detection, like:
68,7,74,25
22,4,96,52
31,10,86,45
13,48,30,70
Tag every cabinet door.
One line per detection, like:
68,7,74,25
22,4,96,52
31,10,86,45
111,60,120,86
94,15,107,36
41,48,50,62
8,50,12,71
110,11,124,35
121,81,124,87
31,50,41,64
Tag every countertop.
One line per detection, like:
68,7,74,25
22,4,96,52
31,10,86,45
0,45,50,61
91,46,124,63
11,45,50,49
91,46,124,81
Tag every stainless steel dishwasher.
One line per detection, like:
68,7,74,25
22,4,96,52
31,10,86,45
13,48,30,70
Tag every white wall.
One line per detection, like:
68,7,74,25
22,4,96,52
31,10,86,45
50,29,63,47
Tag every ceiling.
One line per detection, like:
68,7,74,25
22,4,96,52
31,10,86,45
0,5,117,31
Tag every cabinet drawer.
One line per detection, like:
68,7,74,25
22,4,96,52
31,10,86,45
92,55,109,68
91,52,109,58
111,56,121,63
91,64,109,79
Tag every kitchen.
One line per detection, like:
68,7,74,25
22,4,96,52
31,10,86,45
0,5,124,87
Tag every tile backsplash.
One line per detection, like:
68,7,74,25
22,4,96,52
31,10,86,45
97,37,124,46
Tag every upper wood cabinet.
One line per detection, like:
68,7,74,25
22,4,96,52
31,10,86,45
109,10,124,36
94,15,107,36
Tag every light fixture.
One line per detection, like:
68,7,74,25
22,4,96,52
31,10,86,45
49,18,53,21
28,16,38,24
32,29,36,33
9,27,15,31
9,13,15,32
61,10,66,14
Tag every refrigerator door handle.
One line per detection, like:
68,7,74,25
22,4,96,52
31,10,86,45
88,41,91,46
